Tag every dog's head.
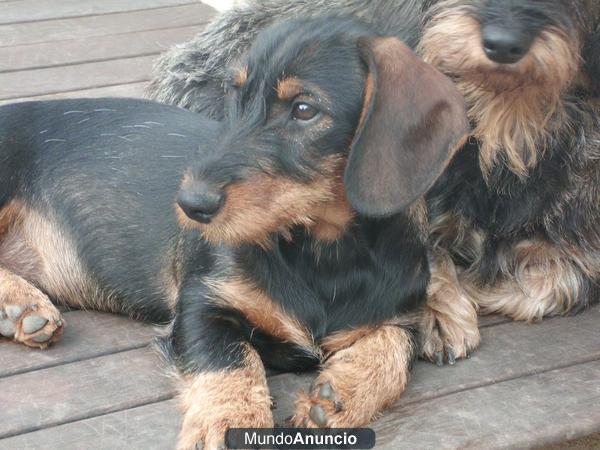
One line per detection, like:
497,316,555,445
176,16,468,246
420,0,598,92
420,0,600,177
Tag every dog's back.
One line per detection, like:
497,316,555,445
0,98,219,323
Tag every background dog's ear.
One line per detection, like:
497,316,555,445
344,37,469,217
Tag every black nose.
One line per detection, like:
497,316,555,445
176,182,225,224
482,25,533,64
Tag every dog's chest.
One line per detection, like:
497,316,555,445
433,143,573,237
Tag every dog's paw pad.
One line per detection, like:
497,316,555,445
22,315,49,334
5,305,24,321
309,404,328,427
0,318,16,338
1,301,64,348
294,382,346,428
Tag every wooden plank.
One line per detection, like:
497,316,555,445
6,355,600,449
479,314,511,328
0,348,174,439
0,400,180,450
0,26,202,73
0,4,213,47
0,82,149,106
0,0,202,25
0,308,598,447
0,54,156,100
268,307,600,424
374,361,600,450
0,311,155,378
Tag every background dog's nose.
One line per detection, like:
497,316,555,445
177,183,225,224
482,25,533,64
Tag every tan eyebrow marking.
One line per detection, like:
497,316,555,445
276,76,303,101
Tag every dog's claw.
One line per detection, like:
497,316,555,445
22,316,48,334
0,319,15,337
318,383,335,401
309,405,328,427
447,348,456,365
195,443,204,450
6,305,24,321
334,401,343,413
217,442,227,450
434,351,444,367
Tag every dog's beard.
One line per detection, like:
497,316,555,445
419,11,580,178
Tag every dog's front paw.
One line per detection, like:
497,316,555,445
0,279,64,349
177,365,274,450
293,325,412,428
419,305,480,366
293,380,349,428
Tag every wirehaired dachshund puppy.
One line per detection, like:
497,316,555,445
0,16,468,449
416,0,600,364
148,0,600,367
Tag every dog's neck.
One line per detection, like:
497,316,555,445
460,81,565,182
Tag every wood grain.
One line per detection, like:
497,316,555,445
374,361,600,450
0,348,175,439
0,26,202,73
0,0,203,25
0,400,180,450
0,54,156,100
0,82,149,105
0,311,156,378
0,4,213,47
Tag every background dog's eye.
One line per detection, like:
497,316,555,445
291,102,318,121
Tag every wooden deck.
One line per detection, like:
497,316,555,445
0,2,599,449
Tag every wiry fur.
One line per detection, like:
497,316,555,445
147,0,429,119
419,1,582,178
416,0,600,364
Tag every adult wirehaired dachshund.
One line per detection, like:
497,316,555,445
0,16,468,448
417,0,600,364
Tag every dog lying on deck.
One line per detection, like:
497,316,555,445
149,0,600,368
418,0,600,364
0,16,468,448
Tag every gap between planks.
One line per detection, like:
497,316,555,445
0,0,205,26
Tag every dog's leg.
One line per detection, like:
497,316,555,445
419,252,480,366
0,267,64,348
464,239,596,322
293,325,414,428
168,284,273,450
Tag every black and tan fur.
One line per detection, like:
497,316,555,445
417,0,600,364
0,17,468,449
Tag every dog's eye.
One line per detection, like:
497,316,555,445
291,102,319,121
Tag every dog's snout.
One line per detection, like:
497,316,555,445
481,25,533,64
177,181,225,224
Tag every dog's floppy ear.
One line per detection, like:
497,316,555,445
344,37,469,217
